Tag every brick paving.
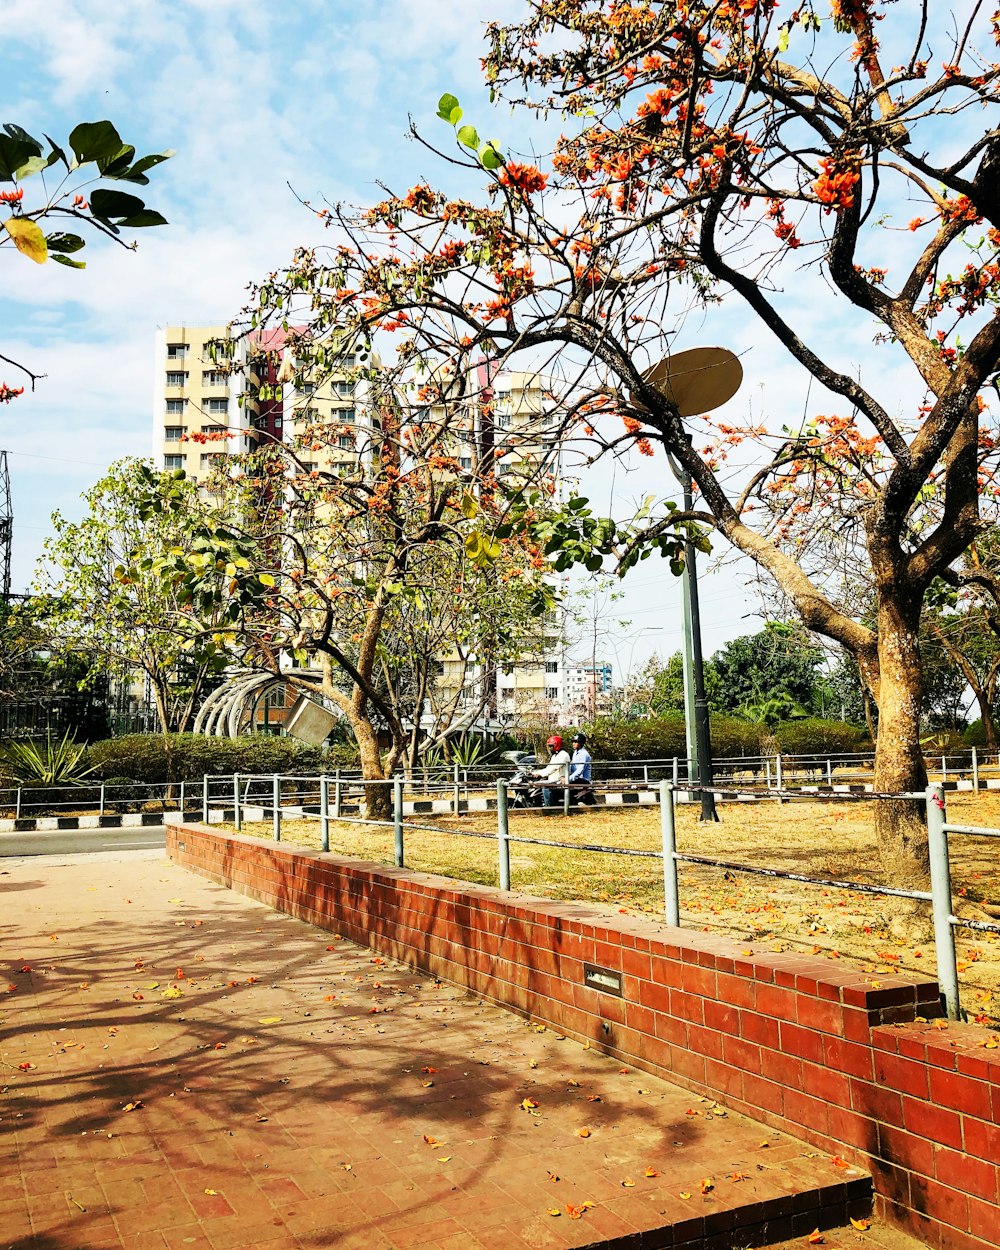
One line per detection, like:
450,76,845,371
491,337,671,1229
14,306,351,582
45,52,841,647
1,851,918,1250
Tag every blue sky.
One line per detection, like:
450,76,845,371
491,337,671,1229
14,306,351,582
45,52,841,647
0,1,940,676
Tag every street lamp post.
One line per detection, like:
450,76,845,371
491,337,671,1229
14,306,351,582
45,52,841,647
668,455,718,822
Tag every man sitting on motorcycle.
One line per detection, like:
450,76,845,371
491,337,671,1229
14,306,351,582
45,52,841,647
569,733,597,805
534,734,571,812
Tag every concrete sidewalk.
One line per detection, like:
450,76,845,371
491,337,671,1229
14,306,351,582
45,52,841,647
1,852,911,1250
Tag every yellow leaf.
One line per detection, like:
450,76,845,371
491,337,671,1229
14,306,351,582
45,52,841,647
437,1156,451,1162
700,1178,714,1194
3,217,47,263
850,1218,871,1231
808,1232,824,1246
145,982,160,989
547,1208,561,1217
643,1166,659,1177
161,987,183,999
258,1017,282,1024
679,1191,691,1200
204,1188,218,1196
621,1177,635,1187
521,1097,539,1111
576,1126,591,1138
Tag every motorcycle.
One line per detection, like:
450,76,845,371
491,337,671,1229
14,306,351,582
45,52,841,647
507,754,599,809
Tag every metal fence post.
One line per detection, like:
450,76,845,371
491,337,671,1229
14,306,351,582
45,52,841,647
941,754,947,785
497,779,511,891
765,759,772,788
99,782,105,817
926,784,960,1020
15,787,21,820
179,780,186,814
453,761,461,816
393,777,404,867
775,755,783,791
320,775,330,852
334,775,342,819
643,763,649,787
272,774,281,842
233,773,242,833
972,747,979,791
660,781,680,927
827,757,833,786
202,774,209,823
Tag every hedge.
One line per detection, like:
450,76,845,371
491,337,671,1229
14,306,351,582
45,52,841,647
84,734,360,782
584,714,870,762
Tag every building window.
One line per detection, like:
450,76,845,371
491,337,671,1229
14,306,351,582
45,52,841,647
338,407,356,423
459,456,472,470
201,424,225,436
164,426,185,442
166,344,188,359
205,398,228,414
300,381,315,394
166,371,187,387
432,661,445,676
337,435,354,449
545,687,560,701
202,370,226,387
163,454,185,469
165,398,186,415
545,661,559,674
335,380,354,395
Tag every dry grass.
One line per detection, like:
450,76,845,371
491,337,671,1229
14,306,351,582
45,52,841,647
229,790,1000,1024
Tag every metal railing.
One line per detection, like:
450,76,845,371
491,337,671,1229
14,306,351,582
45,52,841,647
201,771,1000,1024
0,779,196,819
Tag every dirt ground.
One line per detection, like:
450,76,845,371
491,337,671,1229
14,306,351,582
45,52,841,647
228,789,1000,1027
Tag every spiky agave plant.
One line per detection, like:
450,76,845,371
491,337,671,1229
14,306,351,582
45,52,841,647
4,730,94,786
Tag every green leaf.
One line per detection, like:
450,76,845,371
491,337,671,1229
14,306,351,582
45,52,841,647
51,253,86,269
480,142,503,171
69,120,124,165
88,187,146,221
437,93,460,122
14,154,50,179
778,26,790,52
116,150,174,184
0,134,41,182
97,144,136,177
460,492,479,519
464,533,484,560
120,209,168,228
46,232,85,254
457,125,480,150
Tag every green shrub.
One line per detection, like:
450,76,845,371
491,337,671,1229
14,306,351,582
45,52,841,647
583,714,869,762
773,718,872,757
84,734,359,782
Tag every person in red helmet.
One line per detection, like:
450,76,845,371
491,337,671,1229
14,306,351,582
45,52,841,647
533,734,571,812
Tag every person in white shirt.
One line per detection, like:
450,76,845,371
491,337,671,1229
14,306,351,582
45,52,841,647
534,734,571,812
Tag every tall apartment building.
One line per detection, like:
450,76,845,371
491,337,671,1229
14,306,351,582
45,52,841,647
152,325,362,484
153,331,574,727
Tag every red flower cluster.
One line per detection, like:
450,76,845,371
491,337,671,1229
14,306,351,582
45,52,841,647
0,187,24,204
813,157,860,212
0,383,25,403
499,163,548,196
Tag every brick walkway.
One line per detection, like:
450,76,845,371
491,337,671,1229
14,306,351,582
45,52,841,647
1,851,918,1250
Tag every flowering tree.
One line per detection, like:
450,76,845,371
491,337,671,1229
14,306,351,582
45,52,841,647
151,375,554,817
1,119,171,399
234,1,999,879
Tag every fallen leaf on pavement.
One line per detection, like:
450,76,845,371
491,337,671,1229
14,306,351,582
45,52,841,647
850,1218,871,1231
576,1126,591,1138
122,1101,142,1113
644,1167,659,1177
807,1232,824,1245
258,1017,282,1025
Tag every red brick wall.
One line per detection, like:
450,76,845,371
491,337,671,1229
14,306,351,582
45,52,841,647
168,824,1000,1250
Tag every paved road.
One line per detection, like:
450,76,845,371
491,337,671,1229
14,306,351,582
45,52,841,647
0,824,166,856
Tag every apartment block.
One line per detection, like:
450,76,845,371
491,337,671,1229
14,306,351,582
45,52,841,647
152,324,362,484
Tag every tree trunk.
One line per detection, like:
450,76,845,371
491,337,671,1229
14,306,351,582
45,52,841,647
351,714,392,821
869,600,929,884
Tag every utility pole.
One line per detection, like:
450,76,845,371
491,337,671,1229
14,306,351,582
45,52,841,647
668,454,718,822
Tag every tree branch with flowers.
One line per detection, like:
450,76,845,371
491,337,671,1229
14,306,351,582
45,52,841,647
0,119,171,398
